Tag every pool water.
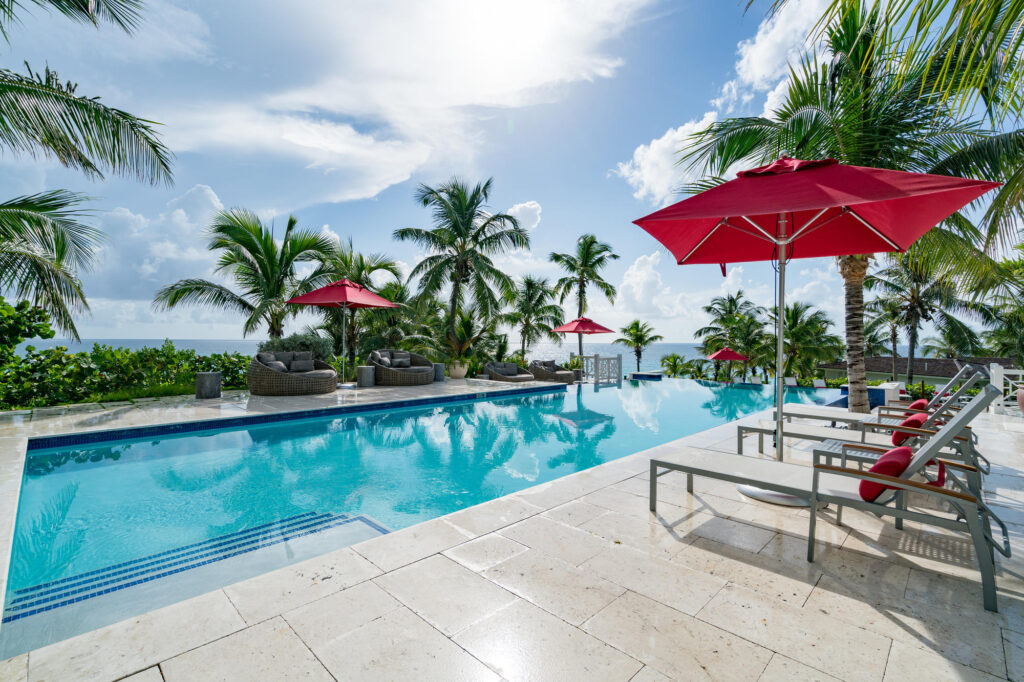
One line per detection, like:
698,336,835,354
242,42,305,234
1,379,838,653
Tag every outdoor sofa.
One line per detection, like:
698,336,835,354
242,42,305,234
529,360,575,384
649,385,1010,612
248,351,337,396
369,349,434,386
484,361,534,383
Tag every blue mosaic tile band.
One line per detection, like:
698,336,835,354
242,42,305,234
3,514,388,622
27,384,565,451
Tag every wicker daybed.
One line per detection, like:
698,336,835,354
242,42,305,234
484,361,534,383
369,349,435,386
529,360,575,384
247,351,337,396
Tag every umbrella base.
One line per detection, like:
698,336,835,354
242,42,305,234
736,484,810,507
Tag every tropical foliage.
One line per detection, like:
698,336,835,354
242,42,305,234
614,320,664,372
550,234,619,356
501,276,563,354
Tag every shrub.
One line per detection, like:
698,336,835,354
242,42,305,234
258,333,333,360
0,297,53,366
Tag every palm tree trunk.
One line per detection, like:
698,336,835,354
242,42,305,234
906,323,918,386
448,278,461,356
521,331,526,355
577,282,585,357
635,349,641,371
839,255,870,413
890,326,898,381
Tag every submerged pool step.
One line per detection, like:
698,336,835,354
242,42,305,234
4,512,388,623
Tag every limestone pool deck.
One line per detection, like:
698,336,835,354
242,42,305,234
1,384,1023,681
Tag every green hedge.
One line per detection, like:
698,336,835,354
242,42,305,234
1,340,251,410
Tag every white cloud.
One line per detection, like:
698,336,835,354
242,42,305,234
614,111,717,206
761,77,792,118
507,201,543,231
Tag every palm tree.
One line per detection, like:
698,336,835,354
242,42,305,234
359,281,433,353
550,234,619,357
394,178,528,354
681,4,1024,411
0,0,144,35
922,328,984,359
865,298,902,380
696,291,762,379
310,239,400,367
153,210,336,338
866,254,994,384
685,358,711,379
660,353,687,377
614,320,664,372
767,302,843,378
500,276,563,354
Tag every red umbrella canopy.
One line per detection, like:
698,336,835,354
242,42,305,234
552,317,614,334
633,157,1000,265
707,347,749,362
287,279,398,309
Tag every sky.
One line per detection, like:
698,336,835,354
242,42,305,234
0,0,852,342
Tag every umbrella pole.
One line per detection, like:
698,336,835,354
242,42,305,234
342,305,347,383
775,230,787,462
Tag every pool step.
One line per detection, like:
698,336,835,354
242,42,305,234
3,512,388,623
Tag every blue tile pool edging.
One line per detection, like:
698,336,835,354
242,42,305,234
25,383,566,451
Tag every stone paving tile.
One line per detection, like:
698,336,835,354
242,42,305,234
27,591,245,682
500,515,610,566
0,655,27,682
698,583,892,682
758,654,841,681
1003,628,1024,681
442,533,530,572
541,499,609,527
374,554,518,636
223,547,380,624
454,599,643,681
283,580,402,651
353,517,474,572
444,495,541,536
627,666,671,682
483,549,625,625
578,509,694,558
582,590,772,680
883,640,1004,682
121,667,164,682
160,617,332,681
313,606,500,681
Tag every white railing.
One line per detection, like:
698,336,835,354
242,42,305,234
988,364,1024,412
572,353,623,384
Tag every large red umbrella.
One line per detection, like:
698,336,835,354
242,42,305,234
552,317,614,359
634,157,999,472
288,279,398,379
706,347,748,362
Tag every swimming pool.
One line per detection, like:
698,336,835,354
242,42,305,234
1,379,839,654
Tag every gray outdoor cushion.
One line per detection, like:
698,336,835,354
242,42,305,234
294,351,312,362
495,362,518,376
378,356,392,368
290,359,315,372
392,351,411,368
293,369,335,379
256,352,276,365
265,360,289,373
540,360,556,371
377,350,392,361
404,366,433,374
274,351,295,367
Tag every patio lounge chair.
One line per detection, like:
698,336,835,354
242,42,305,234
749,376,763,385
529,360,575,384
732,376,743,384
887,363,977,410
248,352,337,396
485,361,534,383
812,379,827,388
784,377,798,387
649,384,1010,611
369,349,434,386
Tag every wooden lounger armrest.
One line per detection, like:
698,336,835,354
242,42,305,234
813,464,977,503
861,423,969,442
935,457,978,473
841,443,889,454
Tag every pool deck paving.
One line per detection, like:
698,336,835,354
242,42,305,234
1,383,1023,680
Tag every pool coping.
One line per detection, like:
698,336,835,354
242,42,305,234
0,437,28,637
24,382,566,450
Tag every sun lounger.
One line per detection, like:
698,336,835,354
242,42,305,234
887,363,976,410
772,404,868,427
812,379,827,388
732,376,742,384
749,376,763,384
784,377,797,387
650,385,1010,611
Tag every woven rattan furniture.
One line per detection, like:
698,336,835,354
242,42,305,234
247,356,337,396
529,360,574,384
485,361,534,383
369,350,435,386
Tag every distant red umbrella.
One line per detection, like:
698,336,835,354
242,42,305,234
634,157,999,472
706,347,748,362
552,317,614,359
288,279,398,379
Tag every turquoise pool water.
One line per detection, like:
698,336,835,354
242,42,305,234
1,379,838,653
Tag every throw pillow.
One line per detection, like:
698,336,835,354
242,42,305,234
392,356,411,368
379,356,392,368
290,359,315,372
256,352,276,365
294,351,313,362
274,351,295,368
859,446,913,502
265,360,289,373
904,398,929,415
891,412,928,446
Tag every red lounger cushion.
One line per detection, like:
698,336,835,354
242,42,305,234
904,398,929,415
892,412,928,446
859,446,914,502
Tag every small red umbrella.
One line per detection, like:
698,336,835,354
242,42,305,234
288,279,398,379
706,347,748,362
552,317,614,358
634,157,999,470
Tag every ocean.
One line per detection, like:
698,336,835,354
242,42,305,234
14,339,702,373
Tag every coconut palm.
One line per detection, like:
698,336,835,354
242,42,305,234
614,320,664,372
685,358,711,379
500,276,563,354
696,291,762,379
660,353,687,377
922,328,984,359
866,253,994,384
359,281,433,354
865,298,902,380
394,178,528,353
550,235,619,356
0,0,144,35
681,3,1024,411
766,302,843,378
153,210,336,339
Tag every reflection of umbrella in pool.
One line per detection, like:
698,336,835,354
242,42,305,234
554,408,615,431
634,156,999,504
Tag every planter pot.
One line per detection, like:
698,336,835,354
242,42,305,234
449,362,469,379
1017,388,1024,413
